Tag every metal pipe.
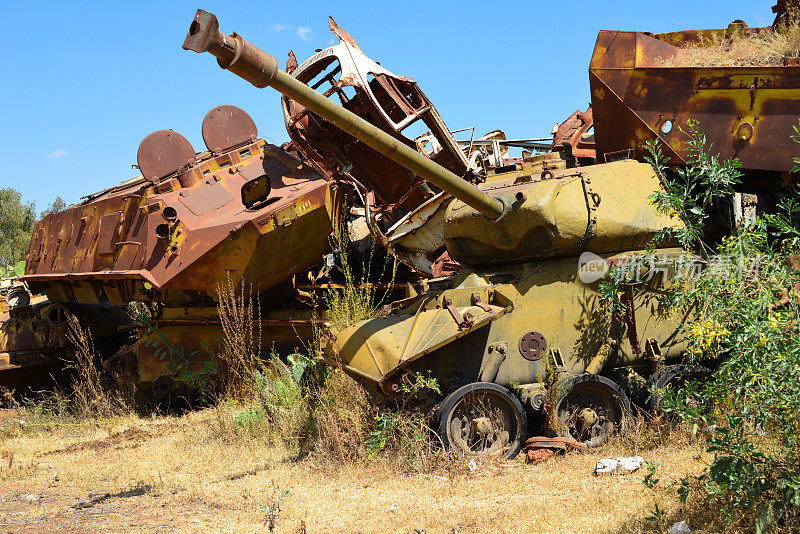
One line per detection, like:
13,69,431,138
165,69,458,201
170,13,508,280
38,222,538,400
585,339,617,375
183,10,505,220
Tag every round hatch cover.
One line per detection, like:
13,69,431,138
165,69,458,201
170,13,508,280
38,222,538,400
202,105,258,154
137,130,196,183
519,331,547,361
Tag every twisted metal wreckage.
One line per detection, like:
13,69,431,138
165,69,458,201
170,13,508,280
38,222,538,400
2,1,798,456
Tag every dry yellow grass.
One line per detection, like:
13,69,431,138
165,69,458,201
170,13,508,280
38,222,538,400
661,27,800,67
0,406,719,534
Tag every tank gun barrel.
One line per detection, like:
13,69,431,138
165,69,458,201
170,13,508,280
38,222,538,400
182,9,505,220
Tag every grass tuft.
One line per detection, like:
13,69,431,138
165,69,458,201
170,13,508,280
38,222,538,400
660,26,800,67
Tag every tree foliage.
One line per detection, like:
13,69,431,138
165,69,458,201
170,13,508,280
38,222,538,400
0,188,35,272
40,196,66,219
646,119,742,254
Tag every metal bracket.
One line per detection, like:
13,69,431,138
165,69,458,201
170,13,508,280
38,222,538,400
471,294,492,312
550,348,565,368
443,296,473,329
644,338,665,372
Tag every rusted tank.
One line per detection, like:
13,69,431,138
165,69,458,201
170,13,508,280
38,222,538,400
184,10,696,457
4,12,490,395
589,3,800,190
1,285,132,390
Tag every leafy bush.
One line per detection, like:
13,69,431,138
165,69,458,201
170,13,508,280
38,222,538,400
141,324,219,401
363,373,441,472
0,188,35,272
646,119,742,252
648,121,800,532
661,228,800,531
309,367,442,472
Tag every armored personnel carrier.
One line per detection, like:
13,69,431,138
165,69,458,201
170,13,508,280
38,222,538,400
6,105,340,395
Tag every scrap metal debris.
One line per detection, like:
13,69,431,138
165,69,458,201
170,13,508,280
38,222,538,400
523,436,588,464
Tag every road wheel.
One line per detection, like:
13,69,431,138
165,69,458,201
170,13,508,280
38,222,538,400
553,374,630,448
437,382,527,459
645,364,713,412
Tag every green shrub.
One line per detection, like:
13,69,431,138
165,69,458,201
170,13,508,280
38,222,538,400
648,120,800,532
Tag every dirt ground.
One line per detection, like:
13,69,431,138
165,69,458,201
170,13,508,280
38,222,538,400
0,407,706,534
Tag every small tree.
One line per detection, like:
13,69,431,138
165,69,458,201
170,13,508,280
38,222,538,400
0,188,35,276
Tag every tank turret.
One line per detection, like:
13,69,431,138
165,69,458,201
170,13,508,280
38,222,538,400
184,11,679,267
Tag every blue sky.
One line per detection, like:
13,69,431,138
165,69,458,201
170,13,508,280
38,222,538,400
0,1,772,210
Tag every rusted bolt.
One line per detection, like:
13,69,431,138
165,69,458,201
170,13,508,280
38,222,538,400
736,122,754,142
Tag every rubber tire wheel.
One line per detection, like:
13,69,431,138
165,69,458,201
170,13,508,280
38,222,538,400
645,364,713,413
437,382,527,459
553,373,631,448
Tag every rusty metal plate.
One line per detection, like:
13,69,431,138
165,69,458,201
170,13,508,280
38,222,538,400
274,203,298,226
137,130,196,183
519,331,547,361
30,228,44,261
178,182,234,216
201,105,258,154
524,436,588,452
97,211,121,255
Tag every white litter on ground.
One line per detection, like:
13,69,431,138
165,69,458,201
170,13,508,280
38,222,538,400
668,520,692,534
593,456,644,475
